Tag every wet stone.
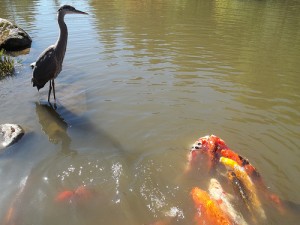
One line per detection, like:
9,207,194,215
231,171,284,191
0,18,32,51
0,123,24,150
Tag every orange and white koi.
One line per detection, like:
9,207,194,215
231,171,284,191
208,178,248,225
191,187,233,225
220,157,266,220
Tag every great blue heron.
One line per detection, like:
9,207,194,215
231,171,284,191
31,5,88,106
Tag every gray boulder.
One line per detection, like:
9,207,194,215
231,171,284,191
0,18,32,51
0,124,24,150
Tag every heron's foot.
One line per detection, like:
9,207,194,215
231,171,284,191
48,101,57,110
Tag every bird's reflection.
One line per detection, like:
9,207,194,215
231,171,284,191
35,102,75,154
35,101,126,155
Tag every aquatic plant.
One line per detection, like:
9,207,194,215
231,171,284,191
0,49,15,78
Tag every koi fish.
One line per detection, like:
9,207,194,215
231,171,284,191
220,157,266,220
3,176,28,225
55,185,93,203
220,149,261,181
191,187,232,225
189,135,283,212
190,135,260,177
220,149,284,212
208,178,248,225
220,149,243,167
191,135,228,153
189,135,228,170
55,190,74,202
227,171,251,212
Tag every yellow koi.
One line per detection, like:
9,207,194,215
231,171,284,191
220,157,266,220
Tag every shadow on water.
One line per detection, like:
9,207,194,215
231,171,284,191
35,101,125,155
35,102,73,154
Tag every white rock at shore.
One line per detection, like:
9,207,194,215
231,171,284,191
0,123,24,150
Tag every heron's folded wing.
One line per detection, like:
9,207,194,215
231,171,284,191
32,46,58,87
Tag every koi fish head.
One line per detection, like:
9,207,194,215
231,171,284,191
191,187,211,208
208,178,223,197
191,135,228,154
187,135,228,172
191,135,210,152
220,157,239,169
221,149,243,166
187,135,211,168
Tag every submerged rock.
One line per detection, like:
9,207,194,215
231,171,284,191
0,18,32,51
0,123,24,150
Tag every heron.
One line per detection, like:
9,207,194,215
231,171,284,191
31,5,88,107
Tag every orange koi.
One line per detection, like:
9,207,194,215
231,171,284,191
55,190,74,202
55,185,93,203
191,187,232,225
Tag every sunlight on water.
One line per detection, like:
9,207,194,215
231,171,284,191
0,0,300,224
112,162,123,203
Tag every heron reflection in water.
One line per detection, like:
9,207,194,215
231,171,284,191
35,102,74,154
31,5,88,108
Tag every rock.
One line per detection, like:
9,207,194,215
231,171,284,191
0,18,32,51
0,124,24,150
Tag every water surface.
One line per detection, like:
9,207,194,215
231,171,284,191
0,0,300,224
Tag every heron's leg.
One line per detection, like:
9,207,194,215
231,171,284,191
48,81,52,103
52,80,56,102
52,80,57,109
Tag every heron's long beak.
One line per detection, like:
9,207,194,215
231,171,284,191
74,9,88,15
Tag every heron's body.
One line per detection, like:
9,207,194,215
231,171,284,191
31,5,87,105
32,45,60,90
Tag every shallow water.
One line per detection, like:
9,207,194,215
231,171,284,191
0,0,300,224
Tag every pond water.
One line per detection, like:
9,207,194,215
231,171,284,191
1,0,300,224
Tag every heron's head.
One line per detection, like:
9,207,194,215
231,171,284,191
58,5,88,16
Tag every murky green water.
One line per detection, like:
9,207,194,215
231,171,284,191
1,0,300,224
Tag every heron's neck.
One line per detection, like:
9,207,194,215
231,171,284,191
56,13,68,62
